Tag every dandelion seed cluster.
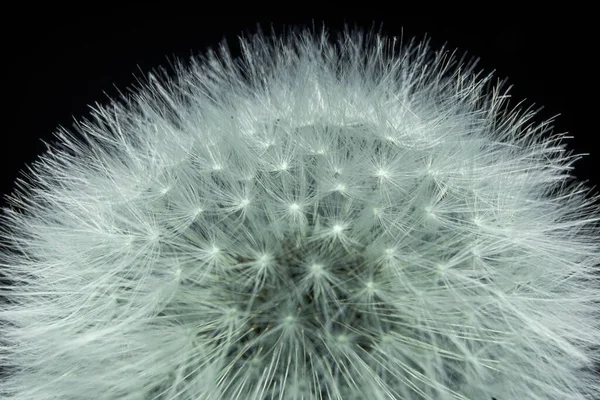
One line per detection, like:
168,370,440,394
1,29,599,399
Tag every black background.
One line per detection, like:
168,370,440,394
2,11,598,201
1,8,599,393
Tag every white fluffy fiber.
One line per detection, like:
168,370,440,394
1,28,599,399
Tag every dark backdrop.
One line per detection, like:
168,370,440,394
2,11,598,201
1,8,598,391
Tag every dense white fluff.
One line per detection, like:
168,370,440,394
1,28,599,399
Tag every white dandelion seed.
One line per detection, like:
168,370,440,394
1,27,599,400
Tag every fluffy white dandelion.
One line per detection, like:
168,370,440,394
1,28,599,399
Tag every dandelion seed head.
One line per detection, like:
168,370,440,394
1,27,599,400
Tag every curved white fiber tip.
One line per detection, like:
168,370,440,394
1,27,599,399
